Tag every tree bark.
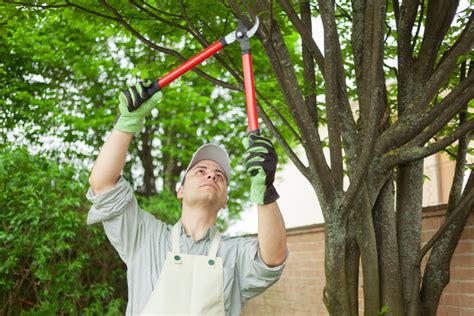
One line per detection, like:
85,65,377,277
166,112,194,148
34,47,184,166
345,217,360,316
396,161,424,314
419,177,473,315
373,177,404,315
323,203,351,315
419,107,472,315
354,185,380,316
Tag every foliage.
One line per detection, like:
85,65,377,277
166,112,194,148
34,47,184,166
2,0,473,315
0,147,127,314
0,2,290,218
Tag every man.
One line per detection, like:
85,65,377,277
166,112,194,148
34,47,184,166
86,81,287,315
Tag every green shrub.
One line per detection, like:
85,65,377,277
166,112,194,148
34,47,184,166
0,148,126,315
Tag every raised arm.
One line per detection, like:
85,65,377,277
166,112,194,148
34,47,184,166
89,80,162,194
244,133,287,266
89,130,134,194
257,201,287,266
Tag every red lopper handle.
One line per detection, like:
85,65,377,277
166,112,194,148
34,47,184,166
158,40,224,89
242,52,258,133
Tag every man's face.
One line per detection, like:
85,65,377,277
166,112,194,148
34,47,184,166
177,160,228,211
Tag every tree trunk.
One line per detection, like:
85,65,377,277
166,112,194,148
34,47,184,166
420,153,473,315
396,161,424,315
373,177,404,315
324,203,351,315
354,185,380,315
345,219,360,316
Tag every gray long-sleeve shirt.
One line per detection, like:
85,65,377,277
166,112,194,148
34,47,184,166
86,177,287,315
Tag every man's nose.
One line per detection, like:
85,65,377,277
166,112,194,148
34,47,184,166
207,173,216,181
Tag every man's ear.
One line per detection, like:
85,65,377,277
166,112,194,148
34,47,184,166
177,185,184,199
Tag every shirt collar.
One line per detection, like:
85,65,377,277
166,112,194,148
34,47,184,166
177,220,218,242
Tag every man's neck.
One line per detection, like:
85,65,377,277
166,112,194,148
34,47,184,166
180,205,217,242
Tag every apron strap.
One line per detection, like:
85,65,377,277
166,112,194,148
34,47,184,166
172,222,221,267
208,230,221,261
171,223,182,264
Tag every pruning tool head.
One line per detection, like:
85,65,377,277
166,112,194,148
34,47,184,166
223,17,259,47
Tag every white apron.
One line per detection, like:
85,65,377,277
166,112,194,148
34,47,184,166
140,223,225,315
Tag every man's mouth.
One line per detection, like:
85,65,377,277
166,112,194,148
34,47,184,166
200,183,217,190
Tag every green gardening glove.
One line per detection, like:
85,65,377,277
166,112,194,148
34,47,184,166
114,80,162,133
243,132,280,205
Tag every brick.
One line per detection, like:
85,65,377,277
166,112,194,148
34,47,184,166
438,306,460,316
451,268,474,280
461,227,474,240
451,256,459,267
444,280,460,293
455,242,474,254
457,255,474,267
460,308,474,316
423,217,440,230
242,212,474,316
459,295,474,308
441,293,461,306
460,281,474,293
422,231,437,242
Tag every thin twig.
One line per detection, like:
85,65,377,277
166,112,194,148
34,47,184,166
411,0,424,53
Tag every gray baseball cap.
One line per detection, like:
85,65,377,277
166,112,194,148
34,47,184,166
183,143,231,183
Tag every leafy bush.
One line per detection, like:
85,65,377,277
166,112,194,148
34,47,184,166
0,148,126,314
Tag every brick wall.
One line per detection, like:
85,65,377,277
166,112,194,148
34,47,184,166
242,205,474,315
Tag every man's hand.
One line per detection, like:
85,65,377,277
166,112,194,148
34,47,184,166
243,132,280,205
114,80,162,134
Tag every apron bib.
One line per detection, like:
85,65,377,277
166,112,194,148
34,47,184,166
140,223,225,315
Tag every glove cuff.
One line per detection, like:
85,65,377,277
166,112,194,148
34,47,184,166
113,115,144,134
263,185,280,205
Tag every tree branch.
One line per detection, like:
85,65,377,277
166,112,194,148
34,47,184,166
445,76,470,214
410,0,424,53
27,0,237,92
280,0,359,167
416,171,474,265
317,0,344,190
141,0,303,163
139,0,183,19
376,71,474,154
256,90,303,145
4,1,70,10
341,0,387,213
277,0,325,74
409,12,474,114
230,0,336,205
299,0,318,128
410,97,473,148
130,0,189,31
96,0,238,91
178,7,243,84
396,1,419,87
257,100,309,179
415,1,459,81
382,120,473,168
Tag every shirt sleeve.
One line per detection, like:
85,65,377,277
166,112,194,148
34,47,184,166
85,176,167,265
236,236,288,304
